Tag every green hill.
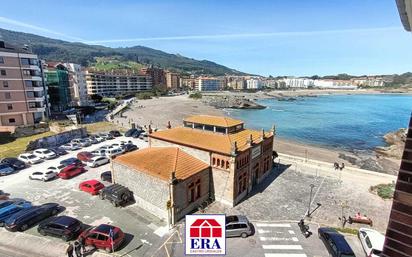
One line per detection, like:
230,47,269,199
0,28,246,76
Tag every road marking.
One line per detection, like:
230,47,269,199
262,245,303,250
265,254,307,257
256,223,291,228
259,237,299,242
258,229,284,234
288,230,295,235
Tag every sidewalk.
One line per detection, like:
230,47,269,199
0,231,113,257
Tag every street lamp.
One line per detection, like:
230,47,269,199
306,184,315,217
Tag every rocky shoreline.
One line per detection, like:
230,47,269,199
201,95,266,109
375,128,407,159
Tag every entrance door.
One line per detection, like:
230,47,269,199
252,163,259,186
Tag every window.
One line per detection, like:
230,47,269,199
25,80,33,87
212,157,216,165
0,70,6,76
226,161,230,169
195,179,201,198
20,58,30,65
28,102,36,108
5,92,10,99
8,118,15,123
188,183,195,203
23,70,31,76
27,91,34,98
3,81,8,88
364,236,373,248
217,159,220,167
0,57,4,64
7,104,12,110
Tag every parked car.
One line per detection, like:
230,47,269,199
38,215,83,241
47,166,60,173
1,158,26,170
121,144,138,153
125,128,138,137
79,224,125,253
59,158,83,168
358,228,384,257
77,151,94,162
318,227,356,257
84,137,98,145
33,148,57,160
105,148,123,158
29,170,57,181
0,191,9,200
92,135,105,143
0,199,32,226
18,153,43,164
139,132,149,142
0,164,14,176
86,156,110,168
109,130,122,137
71,138,91,147
99,184,133,207
4,203,60,232
79,180,105,195
61,143,81,151
225,215,253,238
91,149,107,157
99,133,114,140
58,164,86,179
100,171,112,183
49,147,68,156
131,130,141,138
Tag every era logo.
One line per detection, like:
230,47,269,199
185,214,226,255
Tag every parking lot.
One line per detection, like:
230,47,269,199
0,135,169,256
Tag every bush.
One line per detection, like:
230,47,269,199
370,183,395,199
189,92,202,99
136,92,154,100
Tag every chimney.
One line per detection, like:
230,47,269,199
248,134,253,146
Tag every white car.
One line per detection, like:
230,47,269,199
91,149,107,157
18,153,43,164
358,228,385,257
105,148,123,158
86,156,110,167
33,148,57,159
47,166,60,173
61,143,81,151
92,135,105,143
29,171,57,181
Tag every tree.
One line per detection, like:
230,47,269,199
90,94,103,103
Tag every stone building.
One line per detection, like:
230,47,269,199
112,115,274,225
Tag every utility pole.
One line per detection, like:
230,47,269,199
340,201,348,228
306,184,315,217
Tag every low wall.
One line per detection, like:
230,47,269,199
26,128,87,151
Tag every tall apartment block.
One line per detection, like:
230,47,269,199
85,70,152,96
0,41,47,128
165,71,181,89
197,77,224,91
382,114,412,257
45,63,71,112
141,67,166,89
64,63,88,106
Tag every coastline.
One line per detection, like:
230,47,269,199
113,92,402,174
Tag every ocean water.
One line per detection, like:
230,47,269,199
226,94,412,152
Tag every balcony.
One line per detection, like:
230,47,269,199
29,107,46,113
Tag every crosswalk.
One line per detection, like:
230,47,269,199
256,222,307,257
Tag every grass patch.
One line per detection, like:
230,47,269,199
189,92,202,99
82,121,126,134
333,227,359,235
370,183,395,199
0,131,55,158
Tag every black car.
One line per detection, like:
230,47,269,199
99,184,133,207
318,227,356,257
131,130,142,138
124,128,137,137
1,158,26,170
4,203,60,232
100,171,112,183
59,158,83,168
38,215,82,241
50,147,68,156
109,130,122,137
121,144,138,153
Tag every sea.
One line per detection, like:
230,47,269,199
225,94,412,153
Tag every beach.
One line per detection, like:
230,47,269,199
113,91,403,174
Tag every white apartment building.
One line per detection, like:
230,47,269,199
351,77,385,87
246,78,263,89
85,71,152,96
282,78,314,88
63,63,88,106
313,79,357,89
197,77,224,91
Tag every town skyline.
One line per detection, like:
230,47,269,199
1,0,412,76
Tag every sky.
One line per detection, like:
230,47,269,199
0,0,412,76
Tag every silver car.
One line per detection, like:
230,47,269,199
225,215,253,238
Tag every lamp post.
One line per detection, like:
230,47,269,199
306,184,315,217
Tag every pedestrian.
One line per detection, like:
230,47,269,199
333,162,339,170
66,242,74,257
79,235,86,253
74,241,82,257
340,162,345,170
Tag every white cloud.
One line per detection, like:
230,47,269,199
85,26,401,44
0,16,85,42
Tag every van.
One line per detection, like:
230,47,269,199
105,148,123,158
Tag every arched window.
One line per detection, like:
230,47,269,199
226,161,229,169
217,159,220,167
221,160,224,168
212,157,216,166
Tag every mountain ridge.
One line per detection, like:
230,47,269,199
0,28,247,76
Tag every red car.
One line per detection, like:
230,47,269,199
58,164,86,179
79,180,105,195
79,224,125,253
77,152,94,162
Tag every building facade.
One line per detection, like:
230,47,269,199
246,78,263,89
165,71,181,90
63,63,88,106
85,70,152,96
45,64,72,112
0,41,47,127
382,114,412,257
141,67,166,89
198,77,224,91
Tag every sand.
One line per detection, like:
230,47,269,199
112,93,401,174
